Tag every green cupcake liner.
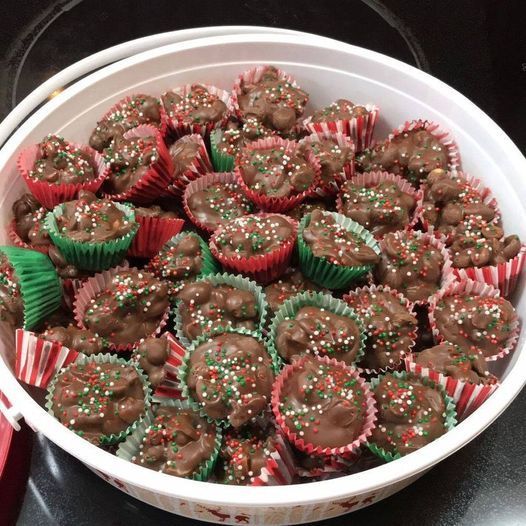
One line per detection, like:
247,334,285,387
210,129,235,172
178,326,282,426
173,271,269,347
297,211,381,290
0,246,62,329
45,352,152,446
266,290,366,366
45,201,139,271
367,370,458,463
116,398,222,481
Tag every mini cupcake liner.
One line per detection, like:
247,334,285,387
162,84,233,138
336,171,424,236
0,246,62,329
116,398,222,481
17,142,109,209
234,136,321,213
15,328,80,389
367,370,457,462
210,129,235,172
266,290,366,366
8,219,50,255
299,131,355,197
102,125,175,205
174,271,269,348
271,354,377,459
178,326,281,426
45,352,152,446
428,279,520,362
128,213,185,259
343,284,417,376
73,266,170,352
298,211,381,290
45,201,139,272
294,453,352,480
183,172,255,235
303,103,379,152
154,332,188,400
209,213,298,285
403,353,499,420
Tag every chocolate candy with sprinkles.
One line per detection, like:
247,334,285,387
310,99,371,122
40,325,106,356
0,252,23,326
11,193,51,250
132,337,170,388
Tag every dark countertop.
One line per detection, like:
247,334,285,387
0,1,525,525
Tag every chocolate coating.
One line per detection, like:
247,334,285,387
169,138,201,176
0,253,23,326
134,205,179,219
215,117,274,158
133,405,217,478
51,361,146,444
287,199,333,222
301,138,353,187
47,245,89,279
311,99,370,122
12,194,51,249
133,337,170,388
41,325,106,356
186,332,274,428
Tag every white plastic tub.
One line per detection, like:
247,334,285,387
0,29,525,525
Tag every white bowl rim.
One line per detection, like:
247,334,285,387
0,31,525,507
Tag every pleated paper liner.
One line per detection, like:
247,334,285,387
17,142,109,209
45,201,138,272
8,219,50,255
427,279,520,362
210,128,235,172
0,246,62,330
336,171,424,236
297,211,381,290
234,136,321,213
102,125,174,205
403,352,499,420
152,332,187,400
299,130,355,197
266,290,366,366
367,370,457,463
343,284,417,376
303,103,379,152
116,398,222,481
209,213,298,285
45,352,152,446
173,271,269,348
271,354,377,459
73,266,170,352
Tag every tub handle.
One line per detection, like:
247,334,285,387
0,391,22,431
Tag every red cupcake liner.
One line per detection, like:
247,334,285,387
295,454,353,480
7,219,50,255
209,213,298,285
251,430,296,486
428,279,520,362
17,143,109,209
128,214,185,259
102,125,174,204
162,84,234,138
403,354,499,420
299,131,355,197
343,283,417,375
15,328,79,389
271,354,377,459
337,171,424,236
153,332,187,400
73,266,170,352
234,137,321,213
303,103,380,152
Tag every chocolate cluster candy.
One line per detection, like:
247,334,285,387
277,357,367,449
177,280,260,341
237,144,316,198
134,205,179,219
275,305,362,365
28,135,96,185
414,342,497,385
433,294,516,358
133,337,170,388
169,137,201,175
0,253,23,326
104,136,158,194
41,325,105,355
346,289,417,371
54,191,134,243
133,405,217,478
287,199,332,222
186,180,254,231
302,210,379,267
162,84,228,126
310,99,370,122
215,117,275,158
89,94,162,151
83,269,169,346
186,332,274,427
237,66,308,135
338,180,417,237
375,231,445,303
371,373,448,456
12,193,51,250
51,360,146,444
